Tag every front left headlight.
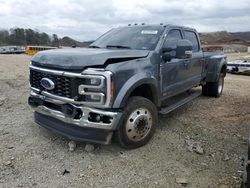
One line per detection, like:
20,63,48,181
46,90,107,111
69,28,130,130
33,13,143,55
78,75,105,94
78,69,112,107
78,75,105,103
91,78,101,85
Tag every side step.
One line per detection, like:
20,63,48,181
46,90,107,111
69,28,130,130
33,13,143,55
159,91,201,114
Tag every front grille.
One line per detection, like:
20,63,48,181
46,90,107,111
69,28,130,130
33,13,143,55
30,69,78,98
29,67,109,106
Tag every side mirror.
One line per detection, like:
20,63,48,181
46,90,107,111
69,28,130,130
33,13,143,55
162,46,176,62
162,39,192,62
176,39,193,59
162,50,176,62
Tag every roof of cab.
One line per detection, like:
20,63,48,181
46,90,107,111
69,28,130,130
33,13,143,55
125,23,196,32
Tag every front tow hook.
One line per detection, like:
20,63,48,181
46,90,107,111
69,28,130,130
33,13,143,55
61,104,80,118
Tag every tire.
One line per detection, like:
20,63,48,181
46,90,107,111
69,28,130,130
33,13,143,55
202,73,224,97
241,182,247,188
115,96,158,149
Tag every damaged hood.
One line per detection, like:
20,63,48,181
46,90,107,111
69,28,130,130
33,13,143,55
31,48,149,70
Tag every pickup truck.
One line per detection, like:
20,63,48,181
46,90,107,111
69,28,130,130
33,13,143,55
28,24,227,149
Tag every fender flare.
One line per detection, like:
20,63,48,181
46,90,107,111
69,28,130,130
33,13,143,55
206,57,227,82
216,60,227,81
112,73,159,108
219,62,227,76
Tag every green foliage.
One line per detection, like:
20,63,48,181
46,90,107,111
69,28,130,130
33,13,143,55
51,34,59,47
0,28,58,46
0,27,92,47
0,30,9,45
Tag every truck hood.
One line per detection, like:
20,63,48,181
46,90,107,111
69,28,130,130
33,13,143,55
31,48,149,70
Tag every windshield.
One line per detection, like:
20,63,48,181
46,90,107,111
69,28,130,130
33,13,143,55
90,26,165,50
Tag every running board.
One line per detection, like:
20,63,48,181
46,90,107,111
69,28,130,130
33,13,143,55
159,91,201,114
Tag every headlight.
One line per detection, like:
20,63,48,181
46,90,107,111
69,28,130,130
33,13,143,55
89,94,101,101
78,69,113,107
78,74,106,104
78,76,105,94
86,77,102,86
85,93,104,103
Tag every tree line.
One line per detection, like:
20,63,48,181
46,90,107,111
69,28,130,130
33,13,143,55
0,28,60,47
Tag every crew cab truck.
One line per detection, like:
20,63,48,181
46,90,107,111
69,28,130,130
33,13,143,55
28,24,227,149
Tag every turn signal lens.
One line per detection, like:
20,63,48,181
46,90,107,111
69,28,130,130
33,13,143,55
110,80,114,97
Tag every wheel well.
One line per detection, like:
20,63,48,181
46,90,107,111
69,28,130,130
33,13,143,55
129,84,158,105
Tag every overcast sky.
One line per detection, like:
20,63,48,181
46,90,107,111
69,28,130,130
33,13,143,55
0,0,249,41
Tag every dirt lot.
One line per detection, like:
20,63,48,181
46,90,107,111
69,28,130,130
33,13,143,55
0,54,249,188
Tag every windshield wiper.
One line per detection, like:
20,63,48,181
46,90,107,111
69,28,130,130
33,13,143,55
106,45,131,49
89,45,101,48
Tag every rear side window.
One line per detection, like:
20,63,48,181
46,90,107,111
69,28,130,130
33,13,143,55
184,31,200,52
164,29,182,49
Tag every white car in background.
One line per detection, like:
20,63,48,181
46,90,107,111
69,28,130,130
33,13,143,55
227,60,250,74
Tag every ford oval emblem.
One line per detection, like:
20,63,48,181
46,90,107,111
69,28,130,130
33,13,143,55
41,78,55,90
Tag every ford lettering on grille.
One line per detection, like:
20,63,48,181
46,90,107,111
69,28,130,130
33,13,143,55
40,78,55,90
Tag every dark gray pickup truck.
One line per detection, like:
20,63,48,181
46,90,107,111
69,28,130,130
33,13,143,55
28,24,227,149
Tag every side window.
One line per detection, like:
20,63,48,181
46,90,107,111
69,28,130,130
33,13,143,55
184,31,200,52
163,29,182,49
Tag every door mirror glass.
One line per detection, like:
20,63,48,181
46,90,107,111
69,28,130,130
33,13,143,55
162,50,176,62
162,46,174,53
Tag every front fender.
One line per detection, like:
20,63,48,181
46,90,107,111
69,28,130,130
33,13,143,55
112,73,159,108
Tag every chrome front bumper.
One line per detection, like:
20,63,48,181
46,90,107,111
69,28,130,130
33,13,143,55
29,90,122,130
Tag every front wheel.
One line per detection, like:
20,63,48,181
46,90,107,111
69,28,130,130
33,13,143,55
202,73,224,97
115,96,158,149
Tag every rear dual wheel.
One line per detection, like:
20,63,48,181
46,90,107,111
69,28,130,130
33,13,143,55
116,96,157,149
202,73,224,97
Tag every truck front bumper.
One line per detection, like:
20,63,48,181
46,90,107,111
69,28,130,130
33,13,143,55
29,91,122,144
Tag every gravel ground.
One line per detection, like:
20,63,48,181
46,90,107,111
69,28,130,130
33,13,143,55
226,52,250,61
0,54,249,188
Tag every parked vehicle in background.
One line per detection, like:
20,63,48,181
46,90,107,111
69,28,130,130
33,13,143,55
28,24,227,149
227,59,250,74
25,46,57,55
0,46,25,54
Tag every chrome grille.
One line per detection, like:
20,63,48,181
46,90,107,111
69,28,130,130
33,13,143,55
29,65,112,107
30,69,74,98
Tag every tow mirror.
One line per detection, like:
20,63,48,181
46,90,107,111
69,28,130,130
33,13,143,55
176,39,193,59
162,50,175,62
162,39,192,62
162,46,176,62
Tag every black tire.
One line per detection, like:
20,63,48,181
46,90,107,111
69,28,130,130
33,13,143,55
241,182,247,188
202,73,224,97
115,96,158,149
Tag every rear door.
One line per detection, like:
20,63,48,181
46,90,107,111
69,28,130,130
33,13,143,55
183,30,204,86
